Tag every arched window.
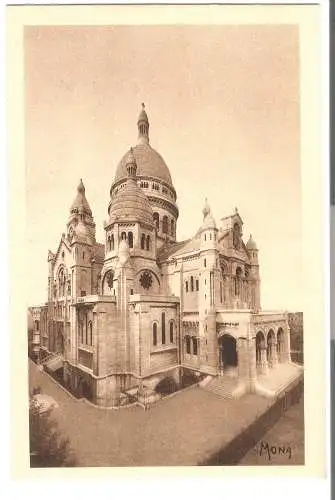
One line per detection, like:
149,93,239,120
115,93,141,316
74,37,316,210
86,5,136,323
220,281,223,303
185,281,189,293
190,276,194,292
153,212,159,230
88,321,93,346
233,223,240,249
162,216,168,234
192,337,198,355
146,235,150,251
153,323,158,346
186,336,191,354
111,234,114,250
121,231,127,241
169,321,174,343
204,258,207,268
171,219,174,237
141,234,145,250
204,234,206,241
196,279,199,291
128,232,133,248
107,236,111,251
161,312,166,344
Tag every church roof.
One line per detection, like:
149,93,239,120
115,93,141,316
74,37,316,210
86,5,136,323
158,238,200,261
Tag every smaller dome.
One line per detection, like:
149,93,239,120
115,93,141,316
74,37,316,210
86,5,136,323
246,234,257,250
200,199,216,230
109,178,154,226
73,221,92,244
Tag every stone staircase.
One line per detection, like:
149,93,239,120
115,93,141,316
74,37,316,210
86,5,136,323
202,374,238,399
39,353,64,372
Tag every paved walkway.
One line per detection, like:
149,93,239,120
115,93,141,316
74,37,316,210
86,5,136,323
238,397,304,465
29,360,289,467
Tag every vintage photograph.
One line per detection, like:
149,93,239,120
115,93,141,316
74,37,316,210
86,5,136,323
19,6,319,470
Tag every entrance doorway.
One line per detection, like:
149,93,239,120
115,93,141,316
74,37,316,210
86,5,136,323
219,334,238,371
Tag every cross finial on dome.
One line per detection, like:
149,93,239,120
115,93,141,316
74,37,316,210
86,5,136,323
235,206,238,214
141,102,145,110
202,198,211,218
78,178,85,193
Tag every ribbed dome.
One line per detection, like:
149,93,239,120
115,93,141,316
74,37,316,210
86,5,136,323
246,234,258,250
109,177,154,226
115,144,173,186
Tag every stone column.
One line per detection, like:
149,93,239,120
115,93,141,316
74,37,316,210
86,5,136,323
260,342,268,375
249,337,257,391
218,342,224,374
237,337,249,381
269,340,278,368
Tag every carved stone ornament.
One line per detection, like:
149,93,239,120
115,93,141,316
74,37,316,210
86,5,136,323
139,271,153,290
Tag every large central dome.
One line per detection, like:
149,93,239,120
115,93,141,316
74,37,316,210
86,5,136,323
113,104,173,187
115,143,173,185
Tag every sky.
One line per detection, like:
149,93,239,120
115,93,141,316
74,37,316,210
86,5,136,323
24,25,301,311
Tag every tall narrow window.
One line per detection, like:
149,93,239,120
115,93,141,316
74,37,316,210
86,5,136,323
111,234,114,250
190,276,194,292
161,312,166,344
196,279,199,291
141,234,145,250
153,323,157,346
192,337,198,355
108,236,111,251
146,235,150,251
186,336,191,354
121,231,126,241
162,216,168,234
171,219,174,237
204,258,207,268
185,281,189,293
128,232,133,249
153,212,159,230
220,281,223,303
169,321,174,343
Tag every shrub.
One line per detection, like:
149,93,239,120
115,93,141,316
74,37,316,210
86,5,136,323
29,398,76,467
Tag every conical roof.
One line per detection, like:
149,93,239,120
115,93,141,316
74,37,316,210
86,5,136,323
70,179,92,215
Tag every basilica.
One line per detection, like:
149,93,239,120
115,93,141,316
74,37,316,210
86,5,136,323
33,105,301,407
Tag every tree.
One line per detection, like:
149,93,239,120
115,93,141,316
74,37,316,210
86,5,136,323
29,395,76,467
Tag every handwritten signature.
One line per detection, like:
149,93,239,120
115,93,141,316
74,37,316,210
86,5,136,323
258,441,292,461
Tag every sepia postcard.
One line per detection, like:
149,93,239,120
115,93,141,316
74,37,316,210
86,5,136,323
7,1,328,490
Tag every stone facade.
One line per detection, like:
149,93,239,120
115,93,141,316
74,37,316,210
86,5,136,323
33,104,300,406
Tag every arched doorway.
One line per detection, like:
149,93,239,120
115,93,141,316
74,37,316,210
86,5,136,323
219,334,237,372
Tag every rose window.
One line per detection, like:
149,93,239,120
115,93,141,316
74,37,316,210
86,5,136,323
139,271,153,290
